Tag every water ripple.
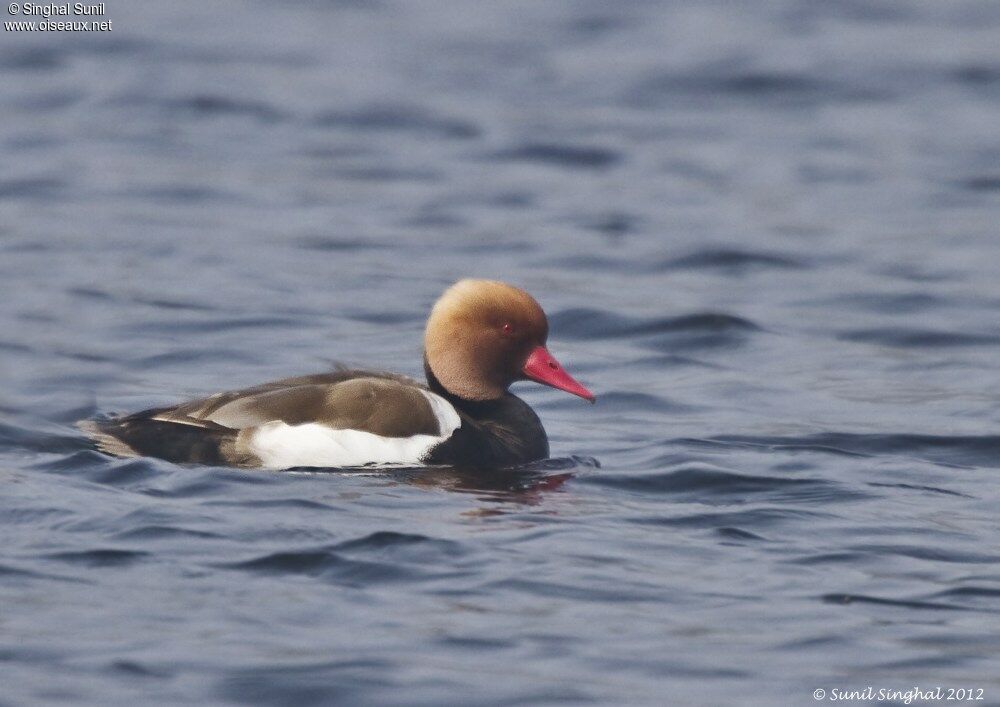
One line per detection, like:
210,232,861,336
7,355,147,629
315,104,480,139
660,249,805,273
583,465,859,504
550,308,761,340
822,593,969,612
43,549,149,568
839,327,1000,348
708,433,1000,468
491,143,621,169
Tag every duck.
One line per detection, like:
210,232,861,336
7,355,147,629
80,279,594,469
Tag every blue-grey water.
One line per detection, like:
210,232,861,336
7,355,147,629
3,1,1000,704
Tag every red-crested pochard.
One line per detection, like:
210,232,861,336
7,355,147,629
80,279,594,469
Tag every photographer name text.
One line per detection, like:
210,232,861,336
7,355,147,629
9,3,104,17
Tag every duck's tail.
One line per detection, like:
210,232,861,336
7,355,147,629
77,418,142,458
77,411,249,466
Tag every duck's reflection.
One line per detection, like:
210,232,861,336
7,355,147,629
403,466,575,505
302,455,597,507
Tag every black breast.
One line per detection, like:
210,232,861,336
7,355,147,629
422,383,549,468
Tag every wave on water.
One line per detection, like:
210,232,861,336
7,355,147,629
688,433,1000,469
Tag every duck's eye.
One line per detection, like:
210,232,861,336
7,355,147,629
501,323,515,336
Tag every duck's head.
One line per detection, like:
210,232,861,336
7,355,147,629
424,279,594,403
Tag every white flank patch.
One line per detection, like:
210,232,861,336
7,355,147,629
247,390,461,470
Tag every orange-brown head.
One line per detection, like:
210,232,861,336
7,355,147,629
424,279,594,402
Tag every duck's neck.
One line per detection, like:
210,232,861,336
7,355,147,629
424,357,506,413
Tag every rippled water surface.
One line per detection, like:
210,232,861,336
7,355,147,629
3,1,1000,704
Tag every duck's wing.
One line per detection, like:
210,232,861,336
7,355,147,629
156,376,442,435
81,372,461,469
158,368,424,425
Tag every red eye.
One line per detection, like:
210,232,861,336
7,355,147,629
501,323,514,336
